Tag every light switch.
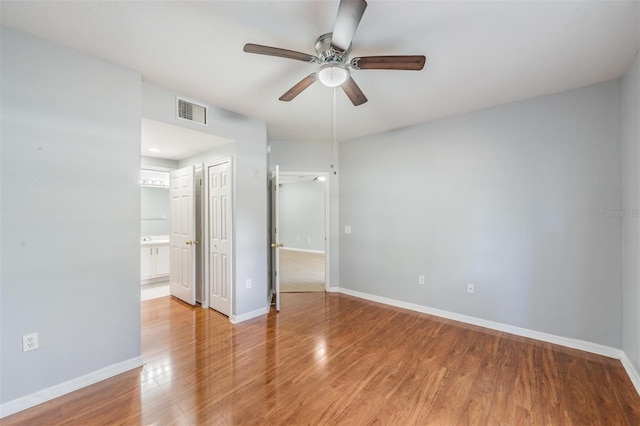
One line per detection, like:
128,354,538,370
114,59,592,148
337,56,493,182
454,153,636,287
345,226,351,234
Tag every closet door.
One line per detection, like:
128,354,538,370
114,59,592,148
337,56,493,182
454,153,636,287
207,160,232,316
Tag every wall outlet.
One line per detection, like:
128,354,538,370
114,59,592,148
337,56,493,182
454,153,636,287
23,333,38,352
467,283,475,294
344,226,352,234
246,279,251,289
418,275,425,285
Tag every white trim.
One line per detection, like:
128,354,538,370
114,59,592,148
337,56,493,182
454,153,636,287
620,353,640,395
337,287,624,359
0,356,144,418
280,247,325,254
268,288,274,306
230,306,269,324
327,286,341,293
141,275,169,286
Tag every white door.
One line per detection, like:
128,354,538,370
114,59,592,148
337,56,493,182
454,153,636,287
271,166,281,311
207,160,232,316
170,166,196,305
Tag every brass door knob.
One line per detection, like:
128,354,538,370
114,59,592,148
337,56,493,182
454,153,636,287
270,243,284,248
186,240,199,245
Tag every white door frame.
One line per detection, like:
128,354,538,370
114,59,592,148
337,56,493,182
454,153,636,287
203,157,234,316
277,170,331,291
271,166,281,311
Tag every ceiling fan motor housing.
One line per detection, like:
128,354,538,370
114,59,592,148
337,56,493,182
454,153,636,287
315,33,350,64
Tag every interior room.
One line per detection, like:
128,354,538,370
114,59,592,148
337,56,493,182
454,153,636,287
1,0,639,423
278,173,328,293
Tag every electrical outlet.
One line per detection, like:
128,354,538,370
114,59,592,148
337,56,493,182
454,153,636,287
23,333,38,352
418,275,425,285
344,226,352,234
246,279,251,289
467,283,475,294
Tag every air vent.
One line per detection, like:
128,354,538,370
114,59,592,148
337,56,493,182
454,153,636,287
177,98,207,125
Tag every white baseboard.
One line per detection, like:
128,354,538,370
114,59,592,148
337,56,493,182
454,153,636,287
337,287,625,360
230,306,269,324
620,353,640,395
326,286,341,293
141,276,169,286
0,356,144,419
280,247,325,254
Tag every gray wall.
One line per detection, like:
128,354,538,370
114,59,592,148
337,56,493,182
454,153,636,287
1,27,141,403
622,51,640,371
142,82,269,317
340,80,623,347
269,140,339,287
280,180,326,252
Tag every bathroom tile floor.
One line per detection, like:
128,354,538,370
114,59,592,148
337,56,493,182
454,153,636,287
141,281,169,301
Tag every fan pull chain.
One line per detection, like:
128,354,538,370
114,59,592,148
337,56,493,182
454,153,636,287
331,87,337,175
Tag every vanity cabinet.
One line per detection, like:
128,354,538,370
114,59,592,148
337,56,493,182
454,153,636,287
155,246,170,276
141,247,154,279
141,241,170,283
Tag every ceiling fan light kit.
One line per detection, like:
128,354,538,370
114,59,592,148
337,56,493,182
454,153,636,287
243,0,426,106
318,64,349,87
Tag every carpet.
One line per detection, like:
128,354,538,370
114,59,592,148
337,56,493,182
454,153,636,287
279,249,325,292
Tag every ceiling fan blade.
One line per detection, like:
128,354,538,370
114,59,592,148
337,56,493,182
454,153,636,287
244,43,318,63
351,55,426,71
341,76,368,106
331,0,368,52
279,73,318,102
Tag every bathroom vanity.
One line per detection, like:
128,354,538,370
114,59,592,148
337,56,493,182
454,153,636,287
141,236,170,284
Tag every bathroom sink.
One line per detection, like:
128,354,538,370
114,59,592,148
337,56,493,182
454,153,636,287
141,235,170,246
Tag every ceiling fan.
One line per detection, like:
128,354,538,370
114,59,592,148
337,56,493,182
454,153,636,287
243,0,426,106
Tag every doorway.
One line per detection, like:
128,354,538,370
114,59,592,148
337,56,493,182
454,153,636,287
140,168,171,301
278,172,329,293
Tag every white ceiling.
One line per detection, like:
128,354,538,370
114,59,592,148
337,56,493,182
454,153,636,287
2,0,638,145
141,118,233,160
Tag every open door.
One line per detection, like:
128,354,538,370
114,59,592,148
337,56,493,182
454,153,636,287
271,165,281,311
169,165,197,305
207,159,232,316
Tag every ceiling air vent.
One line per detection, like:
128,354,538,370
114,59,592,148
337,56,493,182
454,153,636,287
177,98,207,125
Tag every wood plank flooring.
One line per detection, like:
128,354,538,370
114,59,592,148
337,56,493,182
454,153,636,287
4,292,640,425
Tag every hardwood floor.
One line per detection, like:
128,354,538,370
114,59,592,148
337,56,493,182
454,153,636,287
4,293,640,425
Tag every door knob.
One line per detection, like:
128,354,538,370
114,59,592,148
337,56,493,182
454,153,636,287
270,243,284,248
186,240,199,245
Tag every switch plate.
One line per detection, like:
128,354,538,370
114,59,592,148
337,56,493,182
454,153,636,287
246,279,251,289
418,275,425,285
345,226,352,234
467,283,475,294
